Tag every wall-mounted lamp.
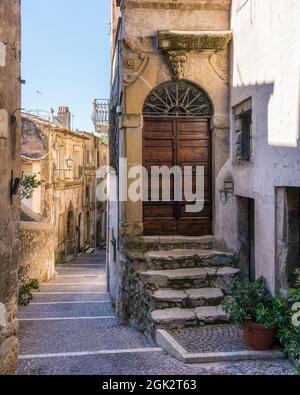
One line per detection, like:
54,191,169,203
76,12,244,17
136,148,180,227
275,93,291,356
53,156,74,173
17,77,26,85
10,171,21,205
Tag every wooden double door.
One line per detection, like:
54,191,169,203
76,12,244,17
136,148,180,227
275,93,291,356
143,117,212,236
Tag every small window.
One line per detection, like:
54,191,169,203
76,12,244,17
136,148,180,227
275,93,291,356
86,150,90,165
85,186,90,204
234,99,252,163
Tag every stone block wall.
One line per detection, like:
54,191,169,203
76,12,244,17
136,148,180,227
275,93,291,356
19,222,55,284
0,0,21,375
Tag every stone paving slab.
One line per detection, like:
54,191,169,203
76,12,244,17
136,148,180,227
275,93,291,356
170,324,287,358
72,257,105,263
17,252,295,376
19,319,155,355
46,276,106,284
18,302,114,319
36,284,107,293
157,328,286,365
67,265,105,269
17,351,295,376
55,268,105,276
171,325,252,353
30,292,110,303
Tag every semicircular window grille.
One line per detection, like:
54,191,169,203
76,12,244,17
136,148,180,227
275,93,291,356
143,81,212,117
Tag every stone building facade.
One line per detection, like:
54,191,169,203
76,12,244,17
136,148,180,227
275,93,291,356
0,0,21,374
108,0,300,336
21,112,105,264
108,0,236,334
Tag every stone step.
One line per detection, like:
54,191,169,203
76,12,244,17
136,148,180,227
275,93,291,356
142,236,214,251
152,288,224,309
141,267,240,293
151,306,229,330
125,236,214,254
145,249,236,270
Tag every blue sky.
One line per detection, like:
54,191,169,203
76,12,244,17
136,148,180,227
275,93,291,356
21,0,111,131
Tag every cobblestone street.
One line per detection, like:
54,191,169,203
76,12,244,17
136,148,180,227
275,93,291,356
17,252,295,376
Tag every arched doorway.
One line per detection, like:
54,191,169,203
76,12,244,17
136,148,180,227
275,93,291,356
143,80,213,236
77,213,82,253
66,209,75,255
86,211,91,245
67,210,75,240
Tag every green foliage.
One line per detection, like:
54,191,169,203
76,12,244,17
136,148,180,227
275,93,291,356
18,265,40,306
20,173,42,200
222,277,287,328
18,279,40,306
277,270,300,360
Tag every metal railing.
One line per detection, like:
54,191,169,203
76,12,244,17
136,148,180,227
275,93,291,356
92,99,109,131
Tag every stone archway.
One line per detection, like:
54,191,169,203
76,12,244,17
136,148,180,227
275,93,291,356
77,213,83,253
142,80,213,236
65,207,75,256
86,211,91,245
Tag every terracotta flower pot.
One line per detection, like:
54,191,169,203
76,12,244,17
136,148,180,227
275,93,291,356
243,322,276,351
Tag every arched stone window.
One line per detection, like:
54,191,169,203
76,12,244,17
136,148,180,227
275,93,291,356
143,80,213,118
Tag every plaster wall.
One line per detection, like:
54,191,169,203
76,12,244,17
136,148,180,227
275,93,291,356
226,0,300,291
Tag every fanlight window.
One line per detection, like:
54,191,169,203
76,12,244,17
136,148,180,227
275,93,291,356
143,81,212,117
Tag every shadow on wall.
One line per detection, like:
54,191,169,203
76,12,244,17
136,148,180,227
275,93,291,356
215,82,274,257
231,81,274,143
232,79,300,150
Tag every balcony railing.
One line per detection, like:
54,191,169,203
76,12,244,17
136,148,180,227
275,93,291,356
92,99,109,133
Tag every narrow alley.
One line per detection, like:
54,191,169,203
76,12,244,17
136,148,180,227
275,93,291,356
17,251,294,376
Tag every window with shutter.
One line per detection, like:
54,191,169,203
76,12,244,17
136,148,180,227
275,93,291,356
233,99,252,164
240,110,252,162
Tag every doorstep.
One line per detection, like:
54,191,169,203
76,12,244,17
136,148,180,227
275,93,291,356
156,324,284,364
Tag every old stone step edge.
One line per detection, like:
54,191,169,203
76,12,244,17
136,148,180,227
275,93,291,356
152,288,224,303
125,236,215,252
141,267,240,282
156,329,284,364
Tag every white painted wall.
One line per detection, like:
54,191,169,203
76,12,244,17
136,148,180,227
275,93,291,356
230,0,300,291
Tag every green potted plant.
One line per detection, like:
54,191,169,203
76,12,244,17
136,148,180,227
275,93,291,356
222,277,286,351
277,269,300,366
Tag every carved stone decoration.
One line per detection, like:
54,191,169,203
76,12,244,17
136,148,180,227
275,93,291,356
158,30,233,52
122,37,155,87
167,51,187,80
123,36,156,54
11,42,20,66
158,30,232,82
209,52,229,83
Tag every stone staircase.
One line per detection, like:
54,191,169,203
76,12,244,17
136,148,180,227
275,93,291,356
124,236,240,338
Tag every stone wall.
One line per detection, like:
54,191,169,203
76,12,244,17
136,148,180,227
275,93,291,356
19,222,55,284
0,0,21,375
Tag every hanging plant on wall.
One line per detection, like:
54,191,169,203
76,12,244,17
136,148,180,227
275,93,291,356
20,173,43,200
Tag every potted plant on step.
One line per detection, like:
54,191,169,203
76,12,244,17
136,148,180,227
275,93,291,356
222,277,287,351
